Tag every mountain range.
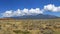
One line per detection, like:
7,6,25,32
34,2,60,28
5,14,59,19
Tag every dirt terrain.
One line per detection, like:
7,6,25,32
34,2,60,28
0,18,60,34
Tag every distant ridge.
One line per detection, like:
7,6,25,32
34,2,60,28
3,14,59,19
0,18,14,20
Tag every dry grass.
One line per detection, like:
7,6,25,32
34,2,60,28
0,18,60,34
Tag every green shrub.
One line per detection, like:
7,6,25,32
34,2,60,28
13,30,30,34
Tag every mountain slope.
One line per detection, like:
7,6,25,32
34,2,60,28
9,14,58,19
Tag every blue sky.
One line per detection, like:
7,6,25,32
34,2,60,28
0,0,60,17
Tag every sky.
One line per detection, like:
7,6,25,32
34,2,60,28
0,0,60,18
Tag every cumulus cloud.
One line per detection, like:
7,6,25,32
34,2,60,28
29,8,43,14
44,4,60,12
2,4,60,17
2,8,43,17
13,9,24,16
2,10,13,17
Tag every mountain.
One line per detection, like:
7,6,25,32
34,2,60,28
8,14,58,19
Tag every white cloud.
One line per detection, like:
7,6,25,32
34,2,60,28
2,8,43,17
2,10,13,17
13,9,24,16
44,4,60,12
29,8,43,14
2,4,60,17
22,8,29,15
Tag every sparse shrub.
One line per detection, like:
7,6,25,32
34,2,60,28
0,25,1,30
43,29,54,34
13,30,30,34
